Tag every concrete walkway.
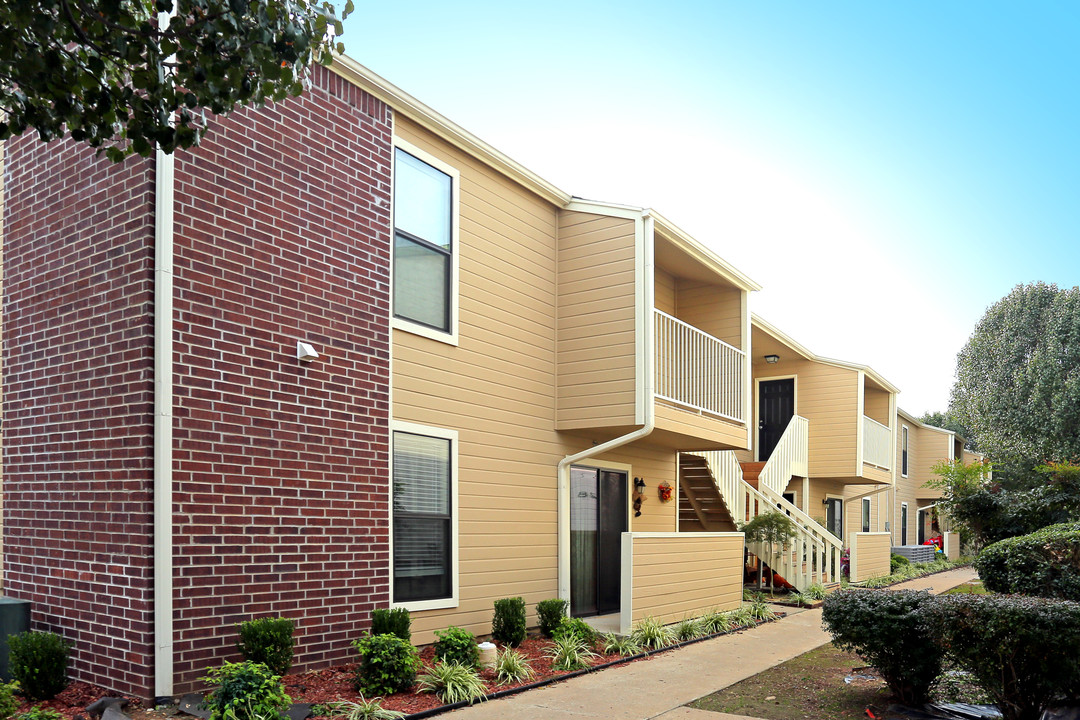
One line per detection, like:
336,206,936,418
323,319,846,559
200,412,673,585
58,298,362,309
447,566,978,720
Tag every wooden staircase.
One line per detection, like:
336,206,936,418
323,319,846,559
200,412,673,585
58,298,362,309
678,454,738,532
739,461,765,491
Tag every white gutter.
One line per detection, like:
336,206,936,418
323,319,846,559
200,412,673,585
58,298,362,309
153,9,177,696
557,212,656,606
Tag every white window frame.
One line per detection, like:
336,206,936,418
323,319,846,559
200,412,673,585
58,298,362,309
389,420,459,612
391,137,460,346
861,497,871,533
900,502,909,546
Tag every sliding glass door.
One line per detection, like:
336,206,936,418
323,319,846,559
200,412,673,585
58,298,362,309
570,466,627,617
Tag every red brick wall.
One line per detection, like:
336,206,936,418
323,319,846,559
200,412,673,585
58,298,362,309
3,65,392,696
169,66,392,691
2,137,157,697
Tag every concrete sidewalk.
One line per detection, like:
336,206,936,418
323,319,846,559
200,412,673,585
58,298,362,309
446,566,978,720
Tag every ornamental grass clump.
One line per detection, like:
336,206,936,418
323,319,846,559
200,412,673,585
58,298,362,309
630,616,675,650
674,616,703,642
493,648,534,685
417,662,486,705
545,633,598,671
236,617,296,676
601,632,642,657
822,589,941,705
700,609,733,635
325,698,405,720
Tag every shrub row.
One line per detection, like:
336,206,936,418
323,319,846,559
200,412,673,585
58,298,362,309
822,589,1080,720
974,521,1080,600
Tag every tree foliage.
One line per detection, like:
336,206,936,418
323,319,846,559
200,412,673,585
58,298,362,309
0,0,352,160
919,410,973,448
929,459,1080,547
949,282,1080,471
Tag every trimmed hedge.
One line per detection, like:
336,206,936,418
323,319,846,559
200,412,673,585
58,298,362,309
974,521,1080,600
927,593,1080,720
821,589,941,705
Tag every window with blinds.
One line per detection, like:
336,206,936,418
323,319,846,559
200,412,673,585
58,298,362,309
393,431,452,603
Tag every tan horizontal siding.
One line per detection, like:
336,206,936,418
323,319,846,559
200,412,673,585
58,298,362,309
653,402,748,451
655,268,676,314
754,358,858,476
675,282,742,348
850,533,891,582
628,535,743,626
557,210,637,429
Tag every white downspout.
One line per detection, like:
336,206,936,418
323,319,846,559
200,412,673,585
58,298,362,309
152,14,177,692
154,8,178,699
153,143,175,699
557,211,656,604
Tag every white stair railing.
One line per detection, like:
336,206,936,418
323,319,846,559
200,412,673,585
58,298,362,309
692,450,744,522
690,449,842,589
757,415,809,496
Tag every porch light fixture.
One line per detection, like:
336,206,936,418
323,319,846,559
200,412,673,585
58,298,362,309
634,477,646,493
765,354,780,364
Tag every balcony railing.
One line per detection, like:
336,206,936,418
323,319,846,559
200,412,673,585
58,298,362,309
654,309,745,423
863,416,892,470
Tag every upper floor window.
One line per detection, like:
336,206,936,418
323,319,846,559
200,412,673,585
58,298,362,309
393,141,459,343
901,425,909,477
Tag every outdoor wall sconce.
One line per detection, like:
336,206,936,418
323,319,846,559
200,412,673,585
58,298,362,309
765,354,780,364
634,477,646,493
297,341,320,362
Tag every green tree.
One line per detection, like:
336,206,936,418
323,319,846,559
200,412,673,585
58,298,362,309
929,459,1080,547
919,410,973,449
0,0,352,160
740,511,798,595
949,282,1080,472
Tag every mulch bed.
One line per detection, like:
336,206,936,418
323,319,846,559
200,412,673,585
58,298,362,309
16,634,649,720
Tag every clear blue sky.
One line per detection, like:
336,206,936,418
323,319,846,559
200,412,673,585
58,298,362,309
341,1,1080,415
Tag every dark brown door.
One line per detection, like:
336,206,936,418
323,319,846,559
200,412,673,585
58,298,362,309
758,379,795,460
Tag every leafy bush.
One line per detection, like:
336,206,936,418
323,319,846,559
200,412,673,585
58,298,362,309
433,627,479,668
202,660,292,720
821,590,941,705
370,608,411,642
237,617,296,676
551,617,597,645
493,648,534,685
928,593,1080,720
535,599,567,638
416,662,486,705
890,553,911,574
0,680,21,720
8,631,71,701
15,709,65,720
545,634,598,671
629,616,674,650
325,698,405,720
491,597,526,647
975,521,1080,600
352,634,421,696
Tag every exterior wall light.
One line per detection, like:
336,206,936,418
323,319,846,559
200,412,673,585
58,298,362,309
634,477,646,493
765,354,780,364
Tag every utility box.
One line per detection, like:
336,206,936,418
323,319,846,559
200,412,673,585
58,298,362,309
0,598,31,681
891,545,937,564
